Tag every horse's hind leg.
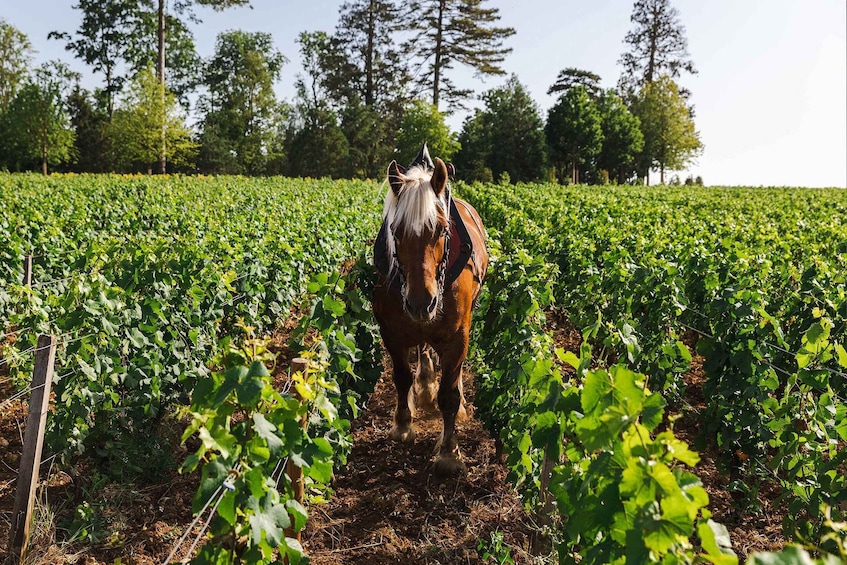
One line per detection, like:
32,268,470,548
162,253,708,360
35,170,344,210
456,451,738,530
414,344,439,412
387,345,416,443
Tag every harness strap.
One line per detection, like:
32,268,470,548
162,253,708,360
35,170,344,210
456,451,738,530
373,186,476,292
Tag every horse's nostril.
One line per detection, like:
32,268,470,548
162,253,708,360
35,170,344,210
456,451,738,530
404,298,413,312
427,295,438,313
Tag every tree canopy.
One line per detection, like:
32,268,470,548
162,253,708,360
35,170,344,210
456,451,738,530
2,0,703,183
618,0,696,98
196,30,287,175
633,75,702,184
455,75,547,183
406,0,515,111
545,85,603,184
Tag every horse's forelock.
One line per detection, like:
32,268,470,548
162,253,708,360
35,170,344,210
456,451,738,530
383,165,446,238
383,165,448,284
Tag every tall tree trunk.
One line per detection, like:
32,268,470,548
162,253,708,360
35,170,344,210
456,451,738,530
572,157,578,185
432,0,445,109
365,0,375,107
660,164,665,184
157,0,167,174
42,142,47,175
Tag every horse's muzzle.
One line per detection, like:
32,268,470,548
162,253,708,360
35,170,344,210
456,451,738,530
404,293,438,321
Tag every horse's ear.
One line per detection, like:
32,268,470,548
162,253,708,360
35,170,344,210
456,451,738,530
431,158,448,198
388,161,405,196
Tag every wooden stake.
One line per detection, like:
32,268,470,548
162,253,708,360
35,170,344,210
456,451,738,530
9,334,56,561
285,357,310,546
22,255,32,287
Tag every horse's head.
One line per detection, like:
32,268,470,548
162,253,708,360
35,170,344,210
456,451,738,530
383,156,451,322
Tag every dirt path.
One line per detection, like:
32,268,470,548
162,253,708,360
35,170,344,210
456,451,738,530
303,365,537,564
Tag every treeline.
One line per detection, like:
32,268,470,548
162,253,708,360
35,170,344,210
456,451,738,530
0,0,703,185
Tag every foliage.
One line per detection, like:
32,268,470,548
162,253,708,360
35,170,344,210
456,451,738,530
2,61,79,174
0,18,33,111
196,30,287,175
127,3,203,105
332,0,409,111
405,0,515,110
469,236,736,564
340,98,395,179
181,335,324,563
597,88,644,184
454,75,548,183
395,99,460,166
545,85,604,184
290,253,383,422
462,179,847,552
67,86,113,173
48,0,142,116
107,66,197,172
285,107,351,179
618,0,697,98
634,76,703,184
0,174,383,463
547,68,602,99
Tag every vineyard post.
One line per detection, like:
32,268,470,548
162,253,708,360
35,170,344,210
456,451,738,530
531,449,557,554
22,255,32,287
8,334,56,562
285,358,310,546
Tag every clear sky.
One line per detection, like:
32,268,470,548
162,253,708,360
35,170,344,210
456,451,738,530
3,0,846,187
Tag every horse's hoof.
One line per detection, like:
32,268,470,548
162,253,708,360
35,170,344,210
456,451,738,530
389,425,416,443
457,402,474,421
433,453,466,477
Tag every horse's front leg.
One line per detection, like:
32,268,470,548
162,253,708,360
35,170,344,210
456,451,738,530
387,344,416,443
433,336,469,476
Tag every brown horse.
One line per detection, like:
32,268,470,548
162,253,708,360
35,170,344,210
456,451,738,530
372,144,488,476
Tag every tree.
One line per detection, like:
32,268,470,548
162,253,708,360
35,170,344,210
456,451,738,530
545,85,603,184
196,30,287,175
405,0,515,111
107,66,196,173
633,76,702,184
285,107,351,178
323,0,410,177
150,0,249,173
454,75,547,183
284,33,352,178
4,61,78,174
0,19,34,111
395,99,460,165
596,89,644,184
67,86,112,172
49,0,140,117
618,0,697,98
547,68,602,99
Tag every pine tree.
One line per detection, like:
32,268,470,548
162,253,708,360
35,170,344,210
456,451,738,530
332,0,409,110
325,0,410,177
548,68,602,99
617,0,696,98
406,0,515,111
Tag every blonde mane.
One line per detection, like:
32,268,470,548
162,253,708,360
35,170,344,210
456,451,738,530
382,165,448,279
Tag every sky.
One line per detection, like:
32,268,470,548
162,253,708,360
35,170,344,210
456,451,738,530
3,0,846,188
